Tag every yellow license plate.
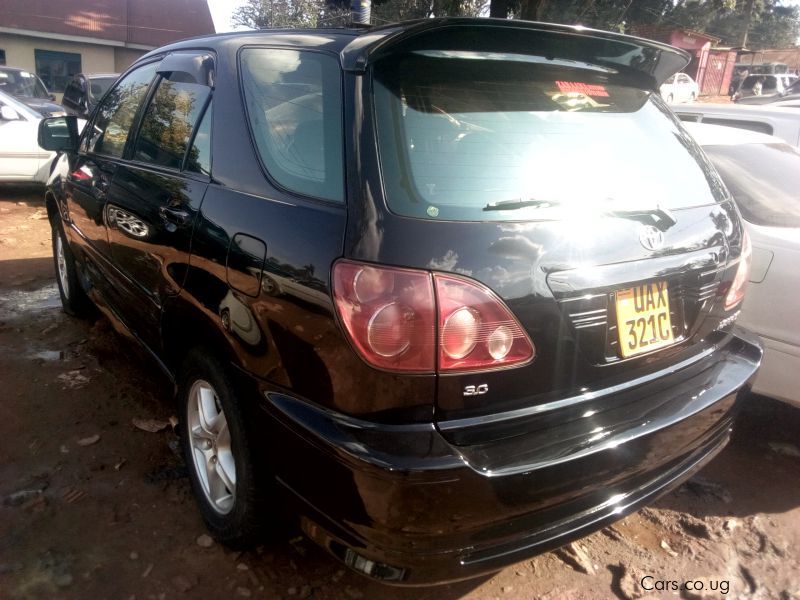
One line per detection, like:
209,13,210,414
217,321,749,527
615,281,674,358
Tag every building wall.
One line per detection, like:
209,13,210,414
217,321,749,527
114,48,147,73
0,33,116,100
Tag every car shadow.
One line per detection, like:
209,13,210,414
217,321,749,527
653,394,800,519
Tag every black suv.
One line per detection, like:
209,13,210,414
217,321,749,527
39,18,761,585
61,73,120,117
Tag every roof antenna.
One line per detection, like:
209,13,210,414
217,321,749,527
350,0,372,27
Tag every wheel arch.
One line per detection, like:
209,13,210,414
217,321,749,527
160,294,242,377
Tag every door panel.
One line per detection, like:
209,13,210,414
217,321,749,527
106,165,206,348
102,58,213,351
0,119,43,179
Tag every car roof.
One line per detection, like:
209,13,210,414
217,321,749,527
683,121,783,146
136,17,689,86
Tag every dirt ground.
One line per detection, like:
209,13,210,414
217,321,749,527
1,187,799,600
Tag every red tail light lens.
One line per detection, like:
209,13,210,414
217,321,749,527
724,229,752,310
332,261,535,373
332,261,436,372
434,274,535,372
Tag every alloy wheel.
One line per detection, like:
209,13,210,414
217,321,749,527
56,233,70,300
187,380,237,515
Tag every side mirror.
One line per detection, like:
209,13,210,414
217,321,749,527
38,115,80,152
0,105,20,121
49,94,57,101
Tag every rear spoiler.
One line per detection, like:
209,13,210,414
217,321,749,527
341,18,690,90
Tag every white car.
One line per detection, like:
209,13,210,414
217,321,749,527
659,72,699,103
686,121,800,406
674,103,800,146
0,89,55,183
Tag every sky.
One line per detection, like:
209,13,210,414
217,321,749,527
206,0,250,33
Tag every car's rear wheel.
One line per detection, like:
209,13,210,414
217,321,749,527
52,219,91,316
178,350,266,546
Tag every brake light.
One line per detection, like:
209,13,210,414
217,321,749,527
70,165,93,181
332,261,535,373
724,229,752,310
434,274,534,372
332,262,436,372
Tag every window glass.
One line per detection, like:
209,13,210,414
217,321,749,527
88,62,158,158
373,51,724,222
240,49,343,202
186,101,212,175
63,80,82,105
703,143,800,228
89,77,116,101
133,74,211,170
0,68,50,99
34,49,81,93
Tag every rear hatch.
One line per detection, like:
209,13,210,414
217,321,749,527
344,22,744,443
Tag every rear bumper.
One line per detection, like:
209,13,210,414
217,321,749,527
258,330,761,585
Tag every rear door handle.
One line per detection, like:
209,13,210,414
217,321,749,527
159,206,191,229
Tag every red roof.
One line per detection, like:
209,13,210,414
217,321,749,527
0,0,215,47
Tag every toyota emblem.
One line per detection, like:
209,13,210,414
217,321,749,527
639,225,664,251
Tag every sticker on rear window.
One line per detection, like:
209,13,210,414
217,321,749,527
555,81,610,97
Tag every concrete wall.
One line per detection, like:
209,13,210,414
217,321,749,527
114,48,147,73
0,33,115,100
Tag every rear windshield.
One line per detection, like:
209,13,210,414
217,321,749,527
702,143,800,228
89,77,116,100
373,51,726,221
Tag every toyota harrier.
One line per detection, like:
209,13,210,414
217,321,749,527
38,18,761,585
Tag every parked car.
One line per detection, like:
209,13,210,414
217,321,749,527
733,73,796,102
61,73,119,117
37,19,761,585
736,77,800,106
0,89,57,183
0,66,65,117
685,122,800,407
659,72,699,103
674,103,800,146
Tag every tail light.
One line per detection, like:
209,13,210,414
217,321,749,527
724,229,752,310
332,262,436,372
332,261,535,373
435,274,534,372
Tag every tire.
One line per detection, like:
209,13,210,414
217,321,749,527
51,219,91,316
178,349,267,546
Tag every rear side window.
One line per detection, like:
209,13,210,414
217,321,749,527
240,48,343,203
133,73,211,170
704,143,800,228
186,100,212,176
88,62,158,158
373,51,725,222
